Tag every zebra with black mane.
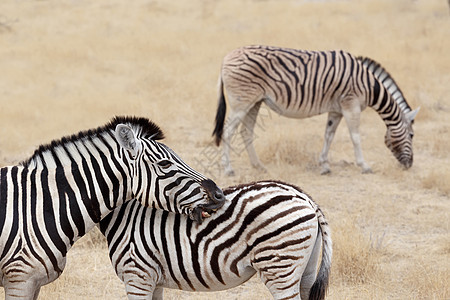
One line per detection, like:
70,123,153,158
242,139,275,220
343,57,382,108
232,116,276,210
0,116,224,299
100,180,332,300
213,45,419,175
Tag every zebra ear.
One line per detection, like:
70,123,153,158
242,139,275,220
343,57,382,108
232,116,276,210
405,107,420,123
115,124,142,158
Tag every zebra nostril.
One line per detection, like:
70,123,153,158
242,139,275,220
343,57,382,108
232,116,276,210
214,190,225,202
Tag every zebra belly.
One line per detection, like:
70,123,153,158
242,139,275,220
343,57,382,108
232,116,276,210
263,97,338,119
160,265,256,292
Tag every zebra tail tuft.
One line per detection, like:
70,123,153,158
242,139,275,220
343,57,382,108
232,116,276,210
308,210,332,300
212,75,227,146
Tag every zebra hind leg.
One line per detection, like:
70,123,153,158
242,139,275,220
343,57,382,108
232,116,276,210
256,262,302,300
240,101,267,172
152,287,163,300
300,229,322,299
33,287,41,300
260,272,301,300
221,109,248,176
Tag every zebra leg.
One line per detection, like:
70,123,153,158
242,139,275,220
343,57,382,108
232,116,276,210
152,287,163,300
240,102,267,172
221,108,247,176
319,112,342,174
121,267,159,300
255,257,303,300
300,230,322,299
341,100,373,173
259,270,301,300
33,287,41,300
3,281,38,300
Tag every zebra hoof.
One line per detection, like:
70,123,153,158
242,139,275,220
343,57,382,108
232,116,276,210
320,167,331,175
253,164,267,173
362,167,373,174
225,169,235,176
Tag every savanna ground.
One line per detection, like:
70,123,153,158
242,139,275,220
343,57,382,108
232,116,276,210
0,0,449,299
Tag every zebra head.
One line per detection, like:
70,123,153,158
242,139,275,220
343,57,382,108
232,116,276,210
114,117,225,223
384,108,419,169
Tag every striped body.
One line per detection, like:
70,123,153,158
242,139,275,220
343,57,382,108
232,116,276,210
100,180,332,300
213,45,419,175
0,116,224,299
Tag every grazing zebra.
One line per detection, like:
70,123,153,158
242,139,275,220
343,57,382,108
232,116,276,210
212,45,419,175
100,180,332,300
0,116,224,299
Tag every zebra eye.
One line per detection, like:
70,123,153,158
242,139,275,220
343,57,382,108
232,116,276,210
158,160,173,169
410,132,414,139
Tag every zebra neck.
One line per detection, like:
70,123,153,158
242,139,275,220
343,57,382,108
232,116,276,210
0,164,131,247
359,56,412,115
370,79,408,128
46,163,132,247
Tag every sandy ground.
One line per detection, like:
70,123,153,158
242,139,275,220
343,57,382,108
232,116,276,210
0,0,449,299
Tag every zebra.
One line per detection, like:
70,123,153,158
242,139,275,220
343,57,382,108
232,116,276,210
0,116,225,299
212,45,420,175
100,180,332,300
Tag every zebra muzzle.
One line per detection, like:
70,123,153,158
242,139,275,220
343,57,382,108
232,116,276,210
190,179,225,223
191,203,222,224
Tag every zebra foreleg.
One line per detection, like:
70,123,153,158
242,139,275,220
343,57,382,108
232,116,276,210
3,281,39,300
319,112,342,174
341,100,373,173
240,102,266,172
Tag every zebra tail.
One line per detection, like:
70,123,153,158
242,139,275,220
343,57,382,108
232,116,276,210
308,208,332,300
212,75,226,146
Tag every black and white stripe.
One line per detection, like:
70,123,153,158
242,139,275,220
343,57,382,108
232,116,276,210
100,180,332,300
0,116,224,299
212,45,419,175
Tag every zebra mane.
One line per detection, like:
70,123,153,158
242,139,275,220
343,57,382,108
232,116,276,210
357,56,412,114
20,116,165,167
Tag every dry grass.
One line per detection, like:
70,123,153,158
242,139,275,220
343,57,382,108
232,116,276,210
332,218,383,285
403,261,450,299
0,0,449,299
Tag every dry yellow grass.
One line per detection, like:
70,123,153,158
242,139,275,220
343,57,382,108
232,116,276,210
0,0,449,299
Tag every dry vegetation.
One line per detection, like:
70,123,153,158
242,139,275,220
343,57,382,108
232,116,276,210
0,0,449,299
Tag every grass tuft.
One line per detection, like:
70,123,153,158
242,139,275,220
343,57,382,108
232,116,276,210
332,218,382,285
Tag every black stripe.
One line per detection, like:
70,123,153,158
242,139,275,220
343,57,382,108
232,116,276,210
89,150,110,210
160,211,182,289
108,201,134,265
52,150,76,245
81,157,102,221
94,138,121,207
41,168,66,271
188,218,210,289
230,214,315,276
210,195,294,284
25,168,51,276
0,167,19,261
173,214,194,289
0,168,8,237
149,208,160,252
137,202,164,276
